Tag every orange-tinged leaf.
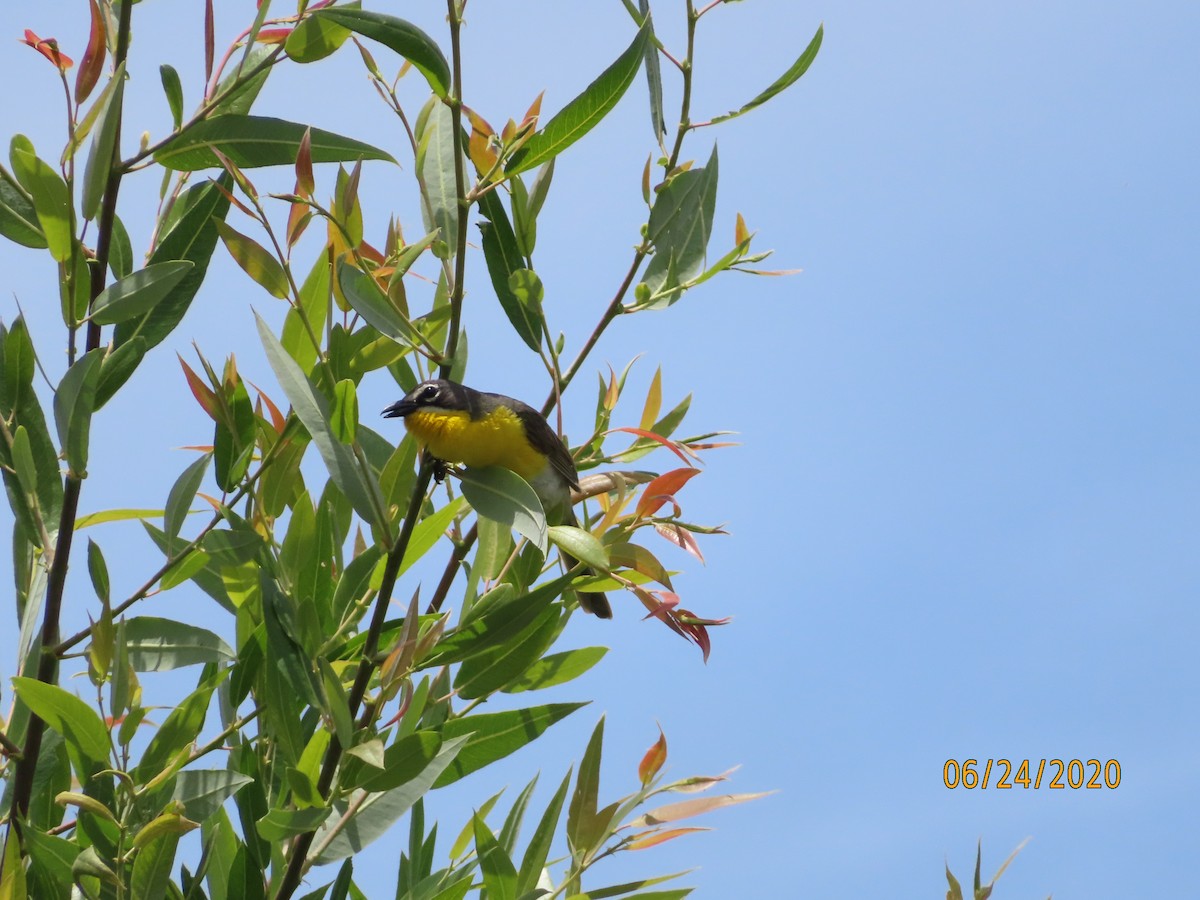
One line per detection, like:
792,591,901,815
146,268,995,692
178,355,220,420
249,380,287,433
522,91,544,130
214,219,289,299
629,792,773,828
626,826,708,850
654,522,705,563
357,239,385,266
21,29,73,71
75,0,106,102
255,27,293,45
468,129,499,176
734,212,750,246
609,427,696,465
286,200,312,248
296,127,315,197
208,177,256,218
639,367,662,432
638,726,668,787
604,365,619,411
196,492,223,512
636,468,700,518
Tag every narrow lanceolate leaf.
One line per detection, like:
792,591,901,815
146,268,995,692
548,525,610,572
458,466,548,555
628,791,773,827
504,646,608,694
639,1,666,142
567,718,605,854
90,260,194,325
473,814,519,899
331,379,358,442
255,312,381,523
155,115,395,171
311,734,470,864
171,769,254,822
516,771,570,895
53,348,104,476
639,145,719,307
477,190,541,352
215,219,289,298
81,62,126,221
0,177,47,248
75,0,107,102
164,452,210,552
434,703,587,787
507,22,649,175
710,24,823,125
123,616,234,671
336,259,419,347
639,726,668,786
307,8,450,99
11,677,110,763
416,98,459,257
160,64,184,129
10,139,72,261
114,175,232,352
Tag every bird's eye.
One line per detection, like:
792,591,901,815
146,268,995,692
420,384,439,401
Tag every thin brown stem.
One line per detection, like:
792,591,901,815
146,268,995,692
6,0,133,830
439,0,469,379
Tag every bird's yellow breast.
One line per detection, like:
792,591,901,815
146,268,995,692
405,406,547,481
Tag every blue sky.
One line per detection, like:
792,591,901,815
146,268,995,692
2,1,1198,897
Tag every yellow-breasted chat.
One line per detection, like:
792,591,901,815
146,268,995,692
382,379,612,618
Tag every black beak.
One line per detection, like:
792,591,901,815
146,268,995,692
382,399,416,419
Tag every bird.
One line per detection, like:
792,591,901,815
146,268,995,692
382,379,612,618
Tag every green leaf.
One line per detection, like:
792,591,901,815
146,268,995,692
123,616,234,670
0,173,48,248
454,606,559,700
86,538,110,604
0,820,28,897
10,677,110,763
256,312,382,524
567,717,606,855
474,814,519,900
10,138,72,262
115,175,232,351
2,315,36,414
22,825,76,900
134,664,224,784
507,23,649,175
640,2,666,141
308,8,450,99
400,495,466,574
211,45,274,118
81,62,126,221
164,452,210,553
336,259,419,347
640,145,719,308
256,807,332,842
90,260,195,325
311,734,469,864
516,771,570,895
354,731,442,793
107,213,133,279
416,98,459,258
458,466,547,556
172,770,254,823
154,115,395,171
434,703,586,788
52,348,104,476
160,64,184,129
215,219,288,299
477,190,542,352
504,646,608,694
710,24,823,125
10,424,39,501
548,525,609,572
285,7,354,63
130,824,182,900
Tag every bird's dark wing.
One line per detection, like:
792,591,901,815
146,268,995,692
512,402,580,490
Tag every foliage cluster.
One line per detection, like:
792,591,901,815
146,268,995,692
0,2,821,898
